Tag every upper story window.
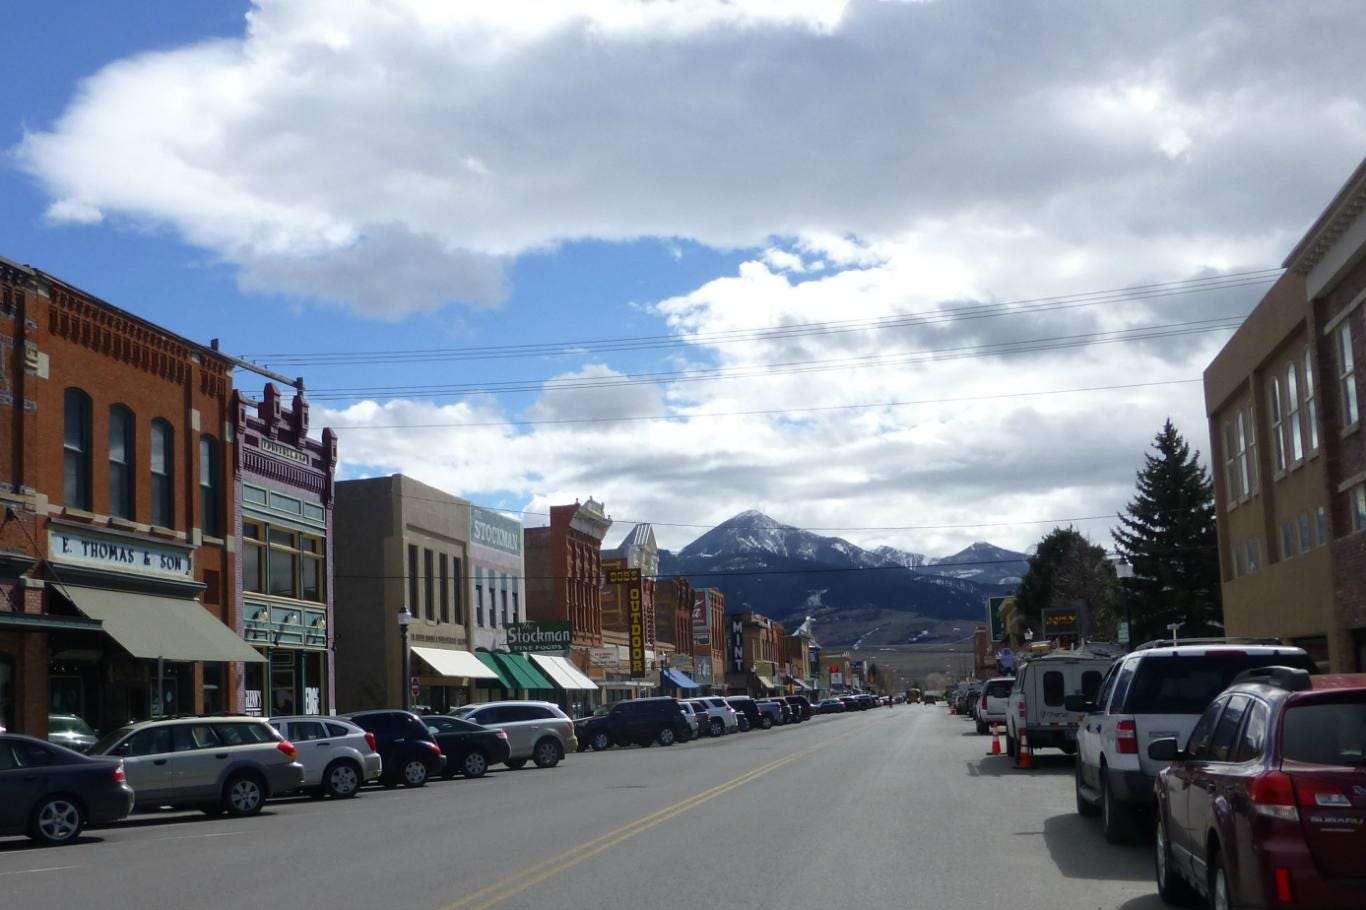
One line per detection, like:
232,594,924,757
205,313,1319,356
1223,408,1257,507
199,436,220,537
452,557,464,624
108,405,135,519
246,523,325,602
1337,320,1358,427
150,419,174,528
407,545,419,615
1285,364,1304,464
1268,375,1286,473
1303,347,1320,453
63,388,92,510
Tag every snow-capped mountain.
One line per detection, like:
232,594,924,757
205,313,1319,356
678,510,894,568
923,541,1030,585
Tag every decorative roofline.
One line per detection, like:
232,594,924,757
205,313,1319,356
1283,156,1366,276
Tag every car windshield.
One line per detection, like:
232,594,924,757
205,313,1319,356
50,716,95,736
592,706,611,717
89,726,135,755
1125,654,1318,714
1282,699,1366,765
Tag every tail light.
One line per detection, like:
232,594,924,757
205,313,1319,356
1017,700,1026,718
1116,721,1138,755
981,694,988,710
1274,867,1294,904
276,740,298,760
113,760,126,783
364,732,377,752
1251,772,1299,820
425,741,442,755
1294,777,1351,808
495,730,508,740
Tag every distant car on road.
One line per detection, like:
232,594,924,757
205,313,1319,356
816,698,845,714
783,695,813,721
269,715,382,798
753,700,785,728
0,733,133,845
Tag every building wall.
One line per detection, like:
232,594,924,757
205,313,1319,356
332,476,399,711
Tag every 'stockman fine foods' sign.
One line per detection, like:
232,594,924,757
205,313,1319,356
505,621,572,652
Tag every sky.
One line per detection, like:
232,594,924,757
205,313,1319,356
4,0,1365,558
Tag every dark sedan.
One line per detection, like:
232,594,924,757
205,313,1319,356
0,733,133,845
423,715,511,778
344,710,446,788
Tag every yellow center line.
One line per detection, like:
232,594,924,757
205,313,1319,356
439,718,877,910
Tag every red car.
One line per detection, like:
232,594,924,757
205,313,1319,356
1152,667,1365,909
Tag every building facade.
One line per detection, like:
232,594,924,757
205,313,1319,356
524,499,611,692
1205,157,1366,672
1,259,261,737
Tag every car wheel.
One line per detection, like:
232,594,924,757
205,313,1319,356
657,726,676,746
323,761,361,799
533,738,563,769
1075,762,1099,817
1059,742,1077,756
224,772,266,817
1154,811,1195,905
761,716,772,730
505,758,528,770
1006,734,1016,757
976,721,988,735
1101,769,1138,845
590,731,612,752
1208,847,1232,910
401,758,429,788
710,718,724,737
29,796,84,846
462,751,488,778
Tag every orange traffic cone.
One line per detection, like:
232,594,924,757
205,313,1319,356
990,723,1002,755
1017,727,1033,770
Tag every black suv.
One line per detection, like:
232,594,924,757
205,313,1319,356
783,695,814,721
344,710,445,788
576,697,693,750
727,697,764,731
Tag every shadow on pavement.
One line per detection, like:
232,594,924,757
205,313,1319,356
1116,895,1169,910
0,833,106,853
964,752,1073,778
1040,812,1152,883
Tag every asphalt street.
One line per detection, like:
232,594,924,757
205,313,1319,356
0,706,1166,910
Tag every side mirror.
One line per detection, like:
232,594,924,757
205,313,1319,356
1148,737,1181,762
1064,695,1094,713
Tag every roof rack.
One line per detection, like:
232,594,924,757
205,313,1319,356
1131,637,1287,652
1230,665,1312,692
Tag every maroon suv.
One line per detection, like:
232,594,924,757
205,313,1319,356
1152,667,1366,909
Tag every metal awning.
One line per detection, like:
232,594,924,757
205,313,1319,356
474,651,515,688
660,668,700,690
412,646,500,680
755,675,777,691
529,654,599,691
62,586,264,663
494,652,554,690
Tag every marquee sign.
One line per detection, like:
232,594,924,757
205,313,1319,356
49,527,193,579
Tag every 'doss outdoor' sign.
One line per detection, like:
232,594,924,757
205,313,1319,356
505,622,572,653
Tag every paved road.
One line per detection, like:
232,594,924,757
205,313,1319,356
0,706,1165,909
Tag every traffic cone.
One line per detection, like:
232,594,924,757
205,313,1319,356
1018,727,1033,770
990,723,1002,755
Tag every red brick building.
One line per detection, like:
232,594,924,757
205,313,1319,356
524,498,611,684
0,258,262,736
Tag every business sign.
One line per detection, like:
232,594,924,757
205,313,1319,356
830,671,844,690
692,590,710,646
259,437,311,466
48,527,193,579
986,595,1009,641
628,581,646,677
728,617,745,674
1042,607,1080,637
505,621,572,652
693,655,713,685
470,506,522,558
589,647,618,667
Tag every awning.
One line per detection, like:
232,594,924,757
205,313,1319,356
788,677,810,691
755,675,777,691
660,668,700,690
494,652,554,690
529,654,599,691
412,646,500,680
62,586,264,663
475,651,515,688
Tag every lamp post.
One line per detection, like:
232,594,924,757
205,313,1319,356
1115,557,1134,650
397,607,412,711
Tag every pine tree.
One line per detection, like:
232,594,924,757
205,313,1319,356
1113,419,1222,643
1014,527,1117,642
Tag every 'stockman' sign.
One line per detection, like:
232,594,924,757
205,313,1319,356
505,621,572,652
470,506,523,558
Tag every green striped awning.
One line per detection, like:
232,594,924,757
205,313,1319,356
493,652,555,690
475,651,516,688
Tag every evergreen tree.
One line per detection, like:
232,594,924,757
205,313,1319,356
1114,419,1222,643
1014,527,1117,642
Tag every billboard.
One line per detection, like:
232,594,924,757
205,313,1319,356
505,621,572,653
1042,607,1080,637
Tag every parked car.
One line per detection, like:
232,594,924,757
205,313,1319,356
816,698,845,714
857,694,878,710
89,716,303,816
1005,651,1113,760
422,715,511,777
0,733,133,845
451,700,577,768
269,715,382,798
1073,641,1317,844
576,697,692,750
753,699,786,728
686,698,740,736
783,695,814,721
344,710,445,788
1151,667,1365,909
760,698,795,724
976,677,1014,734
678,701,707,738
836,696,861,712
922,692,939,705
47,714,98,752
727,697,763,731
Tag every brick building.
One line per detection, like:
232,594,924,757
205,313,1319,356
725,611,786,697
600,523,660,701
1205,156,1366,671
0,258,261,737
524,499,611,692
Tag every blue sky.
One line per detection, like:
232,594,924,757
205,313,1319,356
5,1,1364,555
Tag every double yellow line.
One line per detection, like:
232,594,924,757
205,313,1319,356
440,723,865,910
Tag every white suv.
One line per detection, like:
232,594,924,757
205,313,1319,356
686,698,739,736
269,716,382,799
451,700,578,769
976,677,1014,734
1072,641,1316,843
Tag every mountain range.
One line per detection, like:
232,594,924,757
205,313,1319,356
655,510,1029,646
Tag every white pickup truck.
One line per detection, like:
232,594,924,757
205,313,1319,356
1005,651,1113,761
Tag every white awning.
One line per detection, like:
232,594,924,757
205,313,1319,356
528,654,599,691
412,646,501,680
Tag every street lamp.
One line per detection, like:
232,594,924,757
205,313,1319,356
397,607,412,711
1115,557,1134,650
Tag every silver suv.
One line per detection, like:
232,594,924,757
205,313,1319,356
451,701,577,769
686,697,739,736
89,716,304,817
269,716,382,799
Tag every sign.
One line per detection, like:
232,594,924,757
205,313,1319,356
589,647,618,667
470,506,522,558
628,582,646,677
693,655,713,685
830,671,844,690
986,596,1008,641
729,617,745,674
1042,607,1080,637
506,621,573,652
692,590,710,646
49,527,193,579
1117,622,1130,645
259,437,311,466
606,567,641,585
996,647,1016,670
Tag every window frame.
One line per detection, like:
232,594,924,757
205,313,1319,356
1338,320,1358,428
1285,363,1304,464
108,404,135,519
1303,347,1320,453
199,435,220,538
63,388,93,510
1268,375,1286,473
1351,484,1366,534
150,418,175,528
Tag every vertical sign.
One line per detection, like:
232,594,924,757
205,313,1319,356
729,617,745,674
607,566,645,678
692,590,710,646
986,596,1006,641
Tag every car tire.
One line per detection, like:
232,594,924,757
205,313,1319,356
1101,769,1138,845
761,716,772,730
323,760,362,799
533,738,563,769
1208,846,1232,910
401,757,429,788
223,772,266,817
709,718,724,737
590,731,612,752
1075,762,1099,817
976,721,988,735
462,751,488,778
29,795,84,846
1154,810,1195,905
505,757,528,770
657,726,676,746
1006,734,1016,757
1060,742,1077,756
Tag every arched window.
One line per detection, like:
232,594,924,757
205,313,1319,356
199,435,220,537
63,388,92,509
151,419,174,528
108,405,135,519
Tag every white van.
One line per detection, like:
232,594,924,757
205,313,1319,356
1005,651,1113,761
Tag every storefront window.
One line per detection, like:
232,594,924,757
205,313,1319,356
0,652,14,731
203,663,224,714
108,404,135,519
